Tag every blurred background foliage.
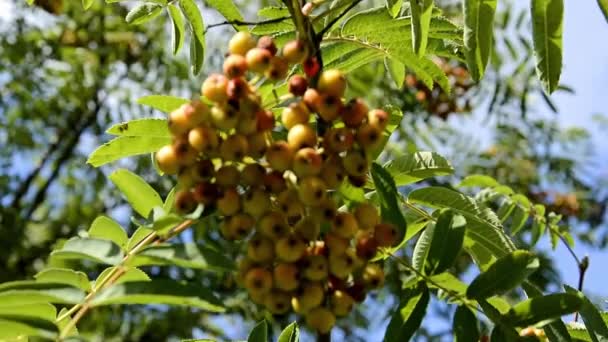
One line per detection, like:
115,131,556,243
0,0,606,340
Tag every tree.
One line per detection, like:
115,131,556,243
1,0,607,341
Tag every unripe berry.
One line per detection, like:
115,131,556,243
246,47,273,73
324,232,349,256
368,109,389,130
332,212,359,239
225,213,255,240
275,234,307,262
320,157,345,189
288,75,308,96
228,31,256,56
210,105,238,131
282,39,308,64
341,98,368,128
257,35,277,56
168,101,208,135
293,147,323,177
318,69,347,98
216,187,241,216
305,307,336,334
317,94,342,122
240,163,266,188
356,123,383,150
303,56,320,77
220,134,248,161
223,54,247,78
190,159,215,182
274,263,300,291
247,132,269,158
343,150,368,177
247,234,275,263
243,188,271,218
374,223,399,247
362,263,384,288
266,56,288,80
265,141,294,172
258,211,289,240
281,102,310,130
155,144,180,175
329,250,357,278
256,109,275,132
292,282,324,313
215,165,240,188
173,139,198,166
264,290,291,314
263,170,287,194
287,124,317,150
297,176,327,206
201,73,229,103
303,255,328,281
354,203,380,231
244,267,273,295
294,217,321,241
309,198,337,223
188,125,219,153
191,181,219,205
174,189,197,214
323,127,354,153
355,234,379,260
330,290,355,316
303,88,321,112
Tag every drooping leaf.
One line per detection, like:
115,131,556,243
0,281,85,305
385,57,406,88
109,169,163,218
506,293,582,327
277,322,299,342
466,250,539,300
126,3,163,25
87,134,171,167
248,320,268,342
339,181,366,203
463,0,497,81
88,215,128,250
205,0,244,29
522,282,572,342
384,151,454,186
168,4,185,55
531,0,564,93
384,282,430,342
370,163,408,239
180,0,205,74
424,210,465,274
412,222,433,273
453,305,480,342
129,243,235,271
409,0,434,56
34,268,91,292
137,95,189,113
91,280,224,312
0,317,58,340
0,304,56,323
564,285,608,342
50,238,124,265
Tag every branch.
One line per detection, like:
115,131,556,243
316,0,363,38
204,17,290,33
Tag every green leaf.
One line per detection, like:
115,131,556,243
51,238,124,265
338,181,366,203
277,322,299,342
109,169,163,218
168,4,185,55
412,222,433,273
180,0,205,75
107,118,170,137
205,0,244,29
466,250,539,300
531,0,564,93
387,0,403,17
0,303,56,321
384,282,430,342
385,57,406,88
564,285,608,342
129,243,235,271
127,226,155,251
126,3,163,25
88,215,128,250
522,282,572,342
248,320,268,342
409,0,434,56
87,134,171,167
0,282,85,305
34,268,91,292
82,0,93,10
0,317,58,340
370,163,408,239
506,293,582,327
458,174,499,188
91,280,224,312
427,273,510,314
137,95,189,113
383,151,453,186
599,0,608,22
424,210,465,274
463,0,497,81
94,267,150,291
453,305,479,342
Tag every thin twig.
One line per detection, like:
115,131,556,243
400,197,436,221
204,17,291,33
316,0,363,38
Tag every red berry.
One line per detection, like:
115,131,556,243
303,56,320,78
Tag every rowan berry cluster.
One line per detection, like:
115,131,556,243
154,32,399,333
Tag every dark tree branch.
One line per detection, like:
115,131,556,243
204,16,291,33
316,0,363,39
